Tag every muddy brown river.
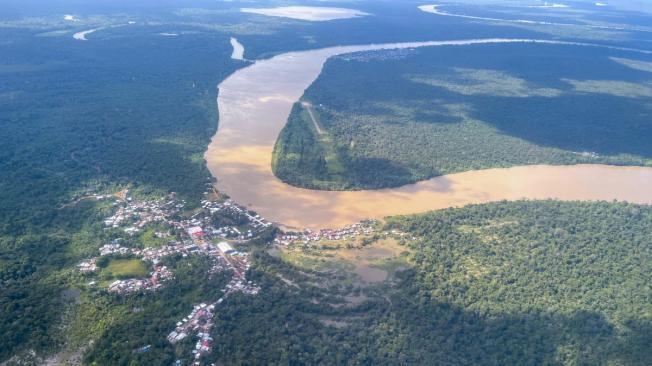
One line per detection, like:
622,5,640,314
205,39,652,229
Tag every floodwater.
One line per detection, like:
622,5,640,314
73,28,100,41
418,4,652,34
240,6,368,21
337,241,406,283
205,39,652,230
230,37,245,61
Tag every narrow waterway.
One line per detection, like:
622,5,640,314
73,28,100,41
205,39,652,229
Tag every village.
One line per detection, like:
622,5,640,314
72,191,269,364
166,268,261,366
77,190,271,291
100,190,272,240
76,189,380,365
274,219,377,246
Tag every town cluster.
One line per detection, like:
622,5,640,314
185,198,272,241
78,192,269,296
102,194,183,235
165,269,260,366
274,220,377,246
77,190,383,365
166,239,260,365
100,191,272,240
78,191,266,364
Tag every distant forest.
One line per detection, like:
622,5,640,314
0,27,240,362
2,0,652,364
274,43,652,190
0,3,542,360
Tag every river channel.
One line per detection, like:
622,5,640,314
205,39,652,229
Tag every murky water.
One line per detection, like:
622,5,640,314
205,39,652,229
340,243,405,283
418,4,652,34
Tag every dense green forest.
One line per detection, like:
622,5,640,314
105,200,649,365
0,2,536,361
0,28,239,361
2,0,652,364
0,4,543,359
274,43,652,190
12,200,646,365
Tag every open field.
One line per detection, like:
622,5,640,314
103,259,149,279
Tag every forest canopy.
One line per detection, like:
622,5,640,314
153,200,652,365
274,43,652,190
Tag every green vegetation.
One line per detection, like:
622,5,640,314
387,201,652,322
0,26,241,362
195,201,651,365
101,258,149,280
273,104,364,189
84,255,230,365
5,200,650,364
274,43,652,190
137,227,170,248
3,0,652,363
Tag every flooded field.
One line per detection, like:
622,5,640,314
276,237,406,283
241,6,369,21
335,239,407,282
205,39,652,230
230,37,245,61
73,28,100,41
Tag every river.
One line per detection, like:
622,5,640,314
205,39,652,229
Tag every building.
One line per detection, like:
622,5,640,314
187,226,204,237
217,241,234,254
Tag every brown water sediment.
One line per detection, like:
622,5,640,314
205,39,652,230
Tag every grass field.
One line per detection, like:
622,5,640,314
103,259,149,279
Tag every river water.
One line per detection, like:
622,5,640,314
205,39,652,229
